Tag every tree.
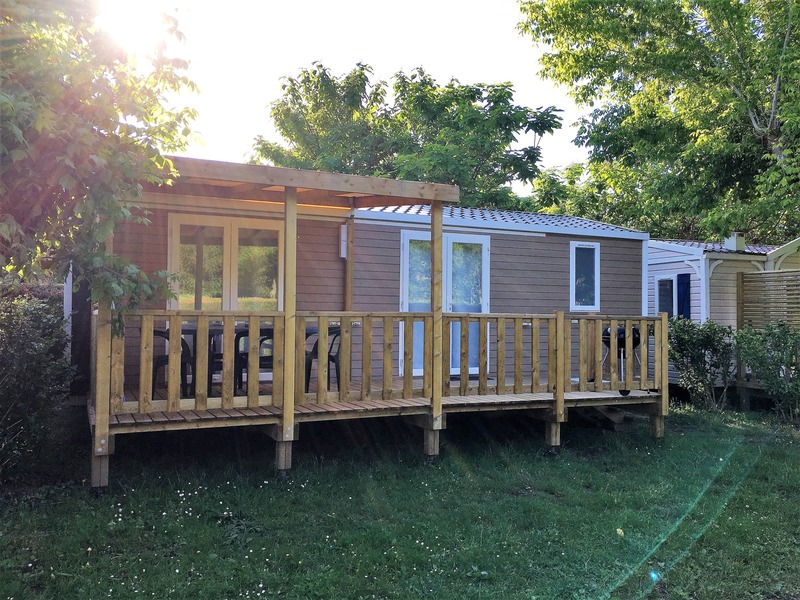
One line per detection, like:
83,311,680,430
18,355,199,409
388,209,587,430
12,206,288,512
0,0,196,307
519,0,800,243
251,63,562,208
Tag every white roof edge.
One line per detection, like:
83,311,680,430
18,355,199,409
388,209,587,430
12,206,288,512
705,251,766,261
355,209,649,240
767,236,800,260
647,240,704,256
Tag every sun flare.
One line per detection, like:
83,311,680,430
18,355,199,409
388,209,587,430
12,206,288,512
94,0,176,61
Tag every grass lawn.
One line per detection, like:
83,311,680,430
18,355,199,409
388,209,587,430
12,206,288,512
2,405,800,599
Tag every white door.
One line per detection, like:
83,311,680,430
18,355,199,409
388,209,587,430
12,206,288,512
401,232,490,375
446,235,490,374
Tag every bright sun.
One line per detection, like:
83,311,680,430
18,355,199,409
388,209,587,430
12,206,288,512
94,0,177,61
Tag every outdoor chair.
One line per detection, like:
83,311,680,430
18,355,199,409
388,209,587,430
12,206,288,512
234,330,274,393
305,330,341,393
152,331,193,398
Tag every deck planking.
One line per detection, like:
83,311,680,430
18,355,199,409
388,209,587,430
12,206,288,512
105,385,659,434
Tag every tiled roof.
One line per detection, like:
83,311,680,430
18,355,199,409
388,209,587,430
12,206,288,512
359,205,645,237
656,239,777,255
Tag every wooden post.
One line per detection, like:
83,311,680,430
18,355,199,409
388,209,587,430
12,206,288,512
430,201,444,446
545,421,561,448
279,187,298,472
496,317,506,395
138,315,154,413
91,299,112,487
651,311,669,438
736,272,745,397
554,311,565,422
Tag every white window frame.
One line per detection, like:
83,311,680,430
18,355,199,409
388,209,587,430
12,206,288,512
168,214,284,311
655,274,678,318
569,241,600,312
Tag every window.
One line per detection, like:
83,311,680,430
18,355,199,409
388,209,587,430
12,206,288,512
570,242,600,311
168,214,283,311
655,273,691,319
657,276,676,318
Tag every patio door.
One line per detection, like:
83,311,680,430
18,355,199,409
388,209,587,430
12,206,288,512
401,231,490,375
169,215,283,310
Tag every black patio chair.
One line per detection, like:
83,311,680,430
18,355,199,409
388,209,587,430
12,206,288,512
305,330,341,393
152,331,193,398
234,330,274,393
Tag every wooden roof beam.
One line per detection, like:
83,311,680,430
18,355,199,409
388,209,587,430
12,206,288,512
167,156,460,204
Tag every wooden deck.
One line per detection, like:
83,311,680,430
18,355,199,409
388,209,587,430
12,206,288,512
96,384,659,435
90,306,669,487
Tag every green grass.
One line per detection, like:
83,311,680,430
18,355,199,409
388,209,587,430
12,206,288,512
2,406,800,599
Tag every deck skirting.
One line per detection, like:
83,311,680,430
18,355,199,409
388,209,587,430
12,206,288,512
91,389,660,435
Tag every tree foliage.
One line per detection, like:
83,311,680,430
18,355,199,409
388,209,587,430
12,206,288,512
737,322,800,421
519,0,800,243
668,317,735,409
0,0,196,307
252,63,562,208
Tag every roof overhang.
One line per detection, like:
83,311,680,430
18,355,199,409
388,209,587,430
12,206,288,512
142,156,460,210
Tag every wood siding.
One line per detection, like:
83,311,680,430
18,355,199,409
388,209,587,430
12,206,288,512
491,233,643,316
709,260,762,329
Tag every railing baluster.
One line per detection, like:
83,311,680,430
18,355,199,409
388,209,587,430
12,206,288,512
640,318,649,388
138,315,154,413
317,316,329,403
609,318,619,391
272,316,285,408
531,318,540,393
247,315,260,407
442,316,451,397
340,316,352,400
423,316,432,398
294,316,306,405
383,317,393,401
594,319,603,391
496,317,506,395
547,318,556,393
361,317,372,400
578,319,587,392
195,315,209,410
478,317,488,395
514,318,523,394
403,316,414,399
221,315,235,409
459,316,469,396
110,325,125,414
167,314,182,412
625,319,634,389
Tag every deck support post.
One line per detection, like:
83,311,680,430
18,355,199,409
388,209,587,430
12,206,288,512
651,311,670,440
649,414,665,439
424,429,440,462
430,201,444,432
91,299,113,488
280,187,298,468
275,440,293,474
545,421,561,447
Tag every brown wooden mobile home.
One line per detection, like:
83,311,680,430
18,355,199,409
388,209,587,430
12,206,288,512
87,156,669,487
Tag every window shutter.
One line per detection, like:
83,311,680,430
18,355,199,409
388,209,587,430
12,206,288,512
677,273,691,319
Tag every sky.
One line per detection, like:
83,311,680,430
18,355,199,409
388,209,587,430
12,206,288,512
100,0,588,174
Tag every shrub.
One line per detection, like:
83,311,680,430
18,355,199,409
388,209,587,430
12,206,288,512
668,317,735,409
736,323,800,422
0,284,72,480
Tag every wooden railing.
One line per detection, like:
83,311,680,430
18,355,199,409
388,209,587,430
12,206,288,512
109,310,285,415
96,309,668,419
